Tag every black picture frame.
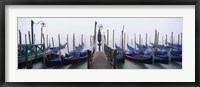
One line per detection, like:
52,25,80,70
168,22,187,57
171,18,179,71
0,0,199,87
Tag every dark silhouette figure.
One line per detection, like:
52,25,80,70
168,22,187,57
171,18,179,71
97,28,102,51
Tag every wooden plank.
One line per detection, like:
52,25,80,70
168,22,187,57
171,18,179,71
89,52,112,69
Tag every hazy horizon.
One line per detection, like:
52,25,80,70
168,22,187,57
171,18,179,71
18,17,182,54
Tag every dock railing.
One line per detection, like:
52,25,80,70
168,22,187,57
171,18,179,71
87,44,95,69
104,44,117,69
18,44,45,68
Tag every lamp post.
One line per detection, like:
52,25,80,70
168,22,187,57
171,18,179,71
97,24,103,51
31,20,46,45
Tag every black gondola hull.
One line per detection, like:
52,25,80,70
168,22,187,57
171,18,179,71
125,54,153,64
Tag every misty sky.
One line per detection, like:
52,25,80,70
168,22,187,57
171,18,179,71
18,17,182,53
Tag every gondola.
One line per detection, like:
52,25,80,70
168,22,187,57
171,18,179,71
61,43,89,65
151,43,182,62
115,44,125,63
44,42,68,67
149,43,170,64
45,53,62,67
170,48,182,61
49,42,68,53
153,50,169,64
125,44,153,64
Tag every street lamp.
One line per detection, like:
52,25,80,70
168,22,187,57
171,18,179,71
97,24,103,51
31,20,46,44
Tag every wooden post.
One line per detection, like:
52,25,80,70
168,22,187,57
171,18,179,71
149,35,151,46
41,27,43,44
165,34,167,46
141,37,143,45
157,32,159,47
31,20,34,44
134,33,136,49
66,34,69,53
139,34,141,45
84,38,86,49
171,32,173,48
124,32,126,50
52,37,54,47
19,30,22,45
28,31,32,44
42,33,46,64
58,34,61,61
34,34,36,44
103,32,106,45
162,36,164,45
94,21,97,47
181,32,182,45
90,35,92,46
107,29,109,45
131,39,133,45
81,34,83,44
49,38,51,48
46,34,48,48
25,34,27,44
73,33,75,51
154,30,157,52
174,36,175,44
146,33,147,47
122,25,124,50
113,30,114,48
178,34,180,50
127,35,129,45
121,30,123,50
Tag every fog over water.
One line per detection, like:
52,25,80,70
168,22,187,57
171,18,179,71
18,18,182,54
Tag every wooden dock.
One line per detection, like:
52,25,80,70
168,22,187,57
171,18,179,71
89,52,113,69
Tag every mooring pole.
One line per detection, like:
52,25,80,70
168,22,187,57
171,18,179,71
52,37,54,48
124,32,126,50
171,32,173,48
41,27,43,44
84,38,86,49
42,33,46,64
181,32,182,45
131,39,133,45
157,32,159,45
162,36,164,46
146,33,147,47
81,34,83,44
139,34,141,45
28,31,31,44
31,20,34,44
34,34,36,44
90,35,92,46
122,25,124,50
58,34,61,61
134,33,136,49
25,34,27,44
94,21,97,48
113,30,114,48
154,30,157,52
73,33,75,51
107,29,109,45
178,34,180,50
174,36,175,45
121,31,123,49
66,34,69,53
166,34,167,46
46,34,48,48
127,35,129,46
103,32,106,45
19,30,22,45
